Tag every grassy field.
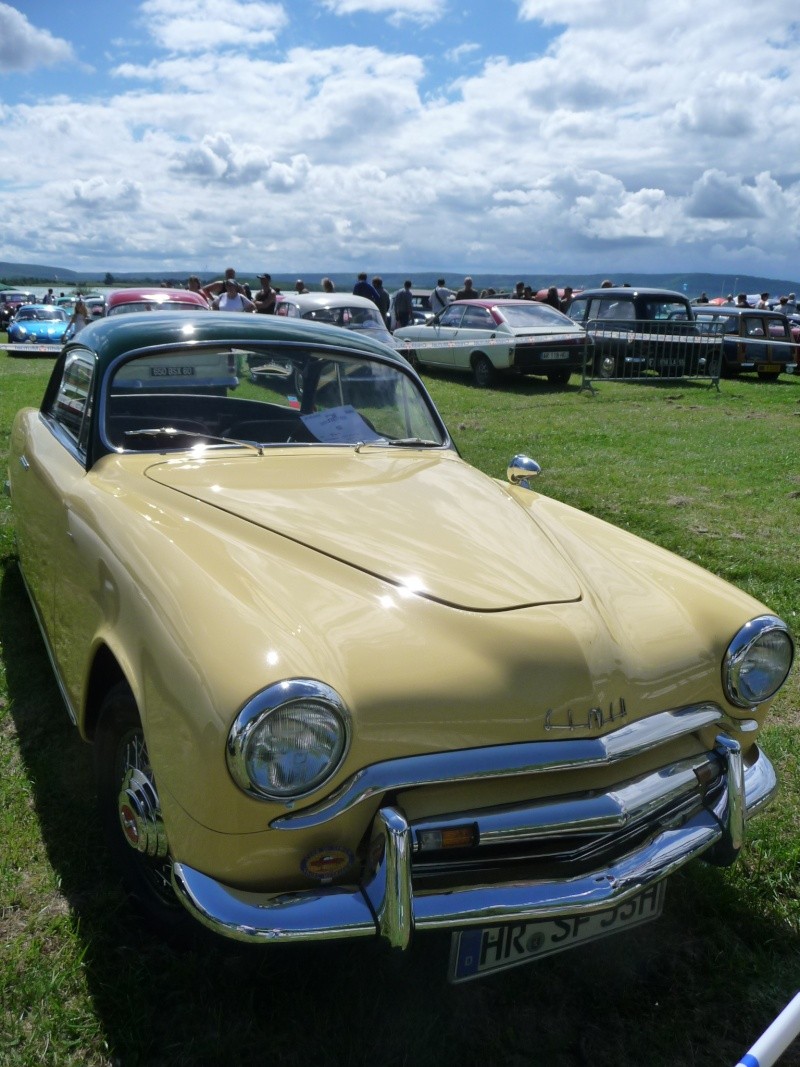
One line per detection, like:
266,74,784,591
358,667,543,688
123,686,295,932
1,348,798,1067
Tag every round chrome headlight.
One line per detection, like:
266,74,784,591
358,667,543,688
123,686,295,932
226,679,349,800
723,615,794,708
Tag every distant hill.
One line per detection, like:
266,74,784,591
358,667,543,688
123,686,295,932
1,261,798,300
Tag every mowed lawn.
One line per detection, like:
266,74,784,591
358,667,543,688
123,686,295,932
1,347,798,1067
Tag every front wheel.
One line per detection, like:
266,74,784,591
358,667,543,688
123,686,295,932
94,683,189,935
472,353,496,388
756,369,780,381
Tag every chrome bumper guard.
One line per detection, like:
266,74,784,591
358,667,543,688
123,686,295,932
171,735,776,947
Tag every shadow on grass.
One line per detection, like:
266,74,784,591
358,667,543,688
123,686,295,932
3,556,800,1067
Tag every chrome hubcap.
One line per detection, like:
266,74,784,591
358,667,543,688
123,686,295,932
117,735,168,859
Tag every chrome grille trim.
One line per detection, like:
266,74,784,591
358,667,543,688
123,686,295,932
410,754,720,854
271,703,723,831
171,741,776,947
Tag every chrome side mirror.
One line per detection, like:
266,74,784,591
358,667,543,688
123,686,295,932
507,454,541,488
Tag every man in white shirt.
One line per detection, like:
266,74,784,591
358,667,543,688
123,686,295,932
430,278,455,315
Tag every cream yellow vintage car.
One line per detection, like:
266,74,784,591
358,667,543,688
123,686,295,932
7,311,794,983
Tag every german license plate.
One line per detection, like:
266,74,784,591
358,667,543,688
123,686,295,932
448,881,666,983
540,351,567,360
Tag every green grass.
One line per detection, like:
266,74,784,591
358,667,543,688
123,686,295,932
1,349,799,1066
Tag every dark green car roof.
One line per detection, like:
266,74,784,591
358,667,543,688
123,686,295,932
64,309,405,373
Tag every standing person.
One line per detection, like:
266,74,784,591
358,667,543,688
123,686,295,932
372,276,391,325
430,278,455,315
294,279,309,294
392,280,414,330
202,266,237,301
187,276,209,304
353,272,381,306
560,286,574,313
456,276,478,300
42,287,55,305
544,286,561,309
65,296,90,338
254,273,277,314
757,292,770,309
321,277,335,293
212,276,255,311
511,281,525,300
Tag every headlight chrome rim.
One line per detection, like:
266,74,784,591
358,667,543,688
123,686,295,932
227,679,350,801
723,615,794,709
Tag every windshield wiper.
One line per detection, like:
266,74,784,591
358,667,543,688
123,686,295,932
122,427,264,455
385,437,441,447
355,437,441,451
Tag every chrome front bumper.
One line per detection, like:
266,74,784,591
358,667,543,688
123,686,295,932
171,734,776,948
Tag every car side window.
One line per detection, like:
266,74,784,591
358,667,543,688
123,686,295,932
461,307,493,329
745,318,765,338
596,299,634,320
439,305,465,328
50,350,95,451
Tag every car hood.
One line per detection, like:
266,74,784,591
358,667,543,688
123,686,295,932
143,449,582,611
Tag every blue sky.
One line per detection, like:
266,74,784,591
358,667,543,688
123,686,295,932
1,1,799,278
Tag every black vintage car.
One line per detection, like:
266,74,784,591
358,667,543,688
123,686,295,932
566,287,714,379
692,306,797,380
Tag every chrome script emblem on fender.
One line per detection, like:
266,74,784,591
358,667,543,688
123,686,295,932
545,698,627,732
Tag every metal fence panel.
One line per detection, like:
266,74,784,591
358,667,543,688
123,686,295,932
580,318,724,389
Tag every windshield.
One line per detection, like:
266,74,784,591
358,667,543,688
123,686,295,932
641,300,691,321
496,303,572,328
17,307,67,321
107,301,203,316
104,343,446,452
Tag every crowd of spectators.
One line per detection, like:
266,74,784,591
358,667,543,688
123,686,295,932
184,268,584,327
174,269,797,330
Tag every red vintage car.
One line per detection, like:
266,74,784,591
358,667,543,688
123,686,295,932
106,287,210,316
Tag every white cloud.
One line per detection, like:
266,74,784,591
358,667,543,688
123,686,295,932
319,0,444,29
140,0,287,53
1,0,800,276
686,171,764,220
0,3,73,72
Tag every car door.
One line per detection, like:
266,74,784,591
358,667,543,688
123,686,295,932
11,349,99,718
412,303,465,368
450,305,507,371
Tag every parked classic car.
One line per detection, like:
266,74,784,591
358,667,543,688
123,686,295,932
7,312,794,982
274,291,399,349
566,287,716,379
106,287,210,316
0,290,36,329
693,306,797,379
394,298,590,386
5,303,70,352
84,295,107,319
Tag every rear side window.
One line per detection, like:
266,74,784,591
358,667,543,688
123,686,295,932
50,350,95,450
594,299,635,321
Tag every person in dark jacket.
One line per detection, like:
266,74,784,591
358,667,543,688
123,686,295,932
392,280,415,329
353,272,381,306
